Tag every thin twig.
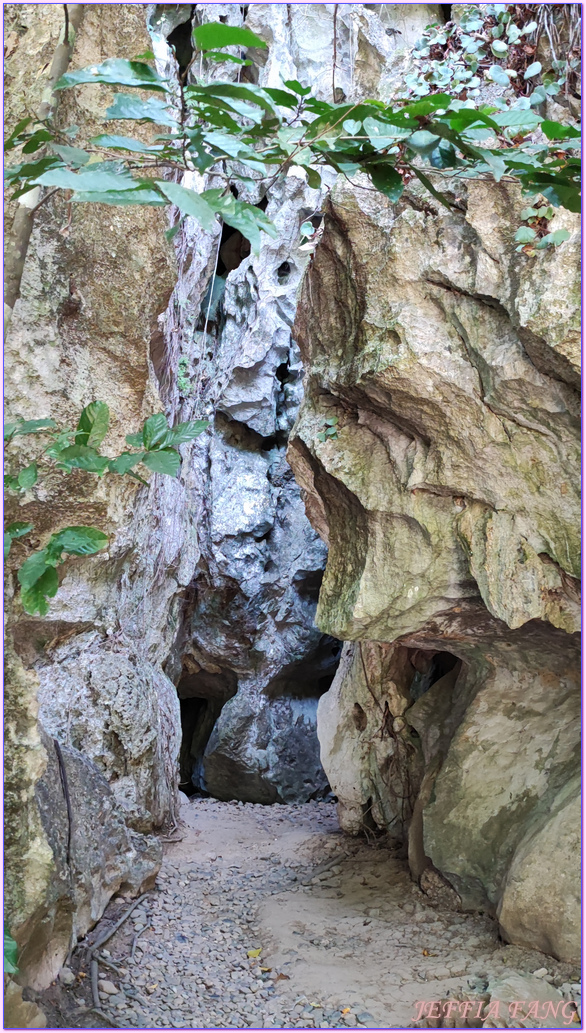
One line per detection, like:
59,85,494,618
90,957,100,1010
96,956,124,976
88,893,149,954
63,4,69,45
53,738,73,867
86,1007,120,1028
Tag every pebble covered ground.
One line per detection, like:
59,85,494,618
37,798,581,1029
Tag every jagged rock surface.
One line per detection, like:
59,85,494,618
288,176,580,962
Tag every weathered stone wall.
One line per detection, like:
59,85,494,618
288,173,580,962
4,4,178,988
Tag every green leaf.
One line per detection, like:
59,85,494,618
4,523,33,560
75,401,110,448
18,549,50,590
105,94,178,127
263,87,299,110
5,521,33,539
203,51,252,66
492,109,542,129
282,79,312,97
4,929,18,975
514,225,537,242
17,463,38,490
51,144,91,166
91,134,164,154
540,120,581,141
22,129,54,153
55,59,168,93
202,189,278,254
56,445,110,474
366,163,404,202
4,418,57,440
302,166,322,190
108,451,146,474
142,413,170,450
491,39,509,55
325,417,339,426
547,228,571,245
125,432,144,447
156,181,218,232
4,116,33,152
142,448,181,476
72,186,166,206
520,207,538,220
45,526,109,563
4,475,20,492
20,567,59,616
192,22,267,52
524,61,542,80
488,64,511,87
164,420,209,446
34,166,143,192
410,167,453,210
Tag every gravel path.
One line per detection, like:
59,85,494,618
39,798,580,1028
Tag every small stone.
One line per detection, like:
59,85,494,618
356,1013,375,1025
98,979,118,995
533,967,548,978
58,966,75,986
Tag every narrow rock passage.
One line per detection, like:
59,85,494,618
43,801,579,1029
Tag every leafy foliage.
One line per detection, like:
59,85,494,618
513,204,571,255
4,403,208,614
4,927,18,975
4,17,580,239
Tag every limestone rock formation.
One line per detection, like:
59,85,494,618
288,176,580,961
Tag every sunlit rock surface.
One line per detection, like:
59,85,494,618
288,176,580,961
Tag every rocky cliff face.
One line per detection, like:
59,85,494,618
5,0,579,994
288,175,580,963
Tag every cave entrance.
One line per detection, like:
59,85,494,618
407,649,461,702
177,663,238,797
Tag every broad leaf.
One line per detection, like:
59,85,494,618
125,432,144,447
142,448,181,476
109,451,146,474
4,522,33,560
51,144,91,165
142,413,170,450
34,167,143,192
524,61,542,80
72,186,166,206
202,189,278,254
488,64,510,87
4,418,57,440
192,22,267,52
45,526,109,563
492,109,542,129
365,164,404,202
18,549,50,590
56,445,110,474
410,167,453,210
105,94,178,128
156,181,218,232
540,120,581,141
514,225,537,242
17,463,38,490
164,420,209,446
55,59,168,93
20,567,59,616
92,134,164,154
76,401,110,448
4,929,18,975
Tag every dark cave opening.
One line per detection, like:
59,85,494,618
167,6,196,78
177,665,238,797
264,634,342,700
408,649,460,702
